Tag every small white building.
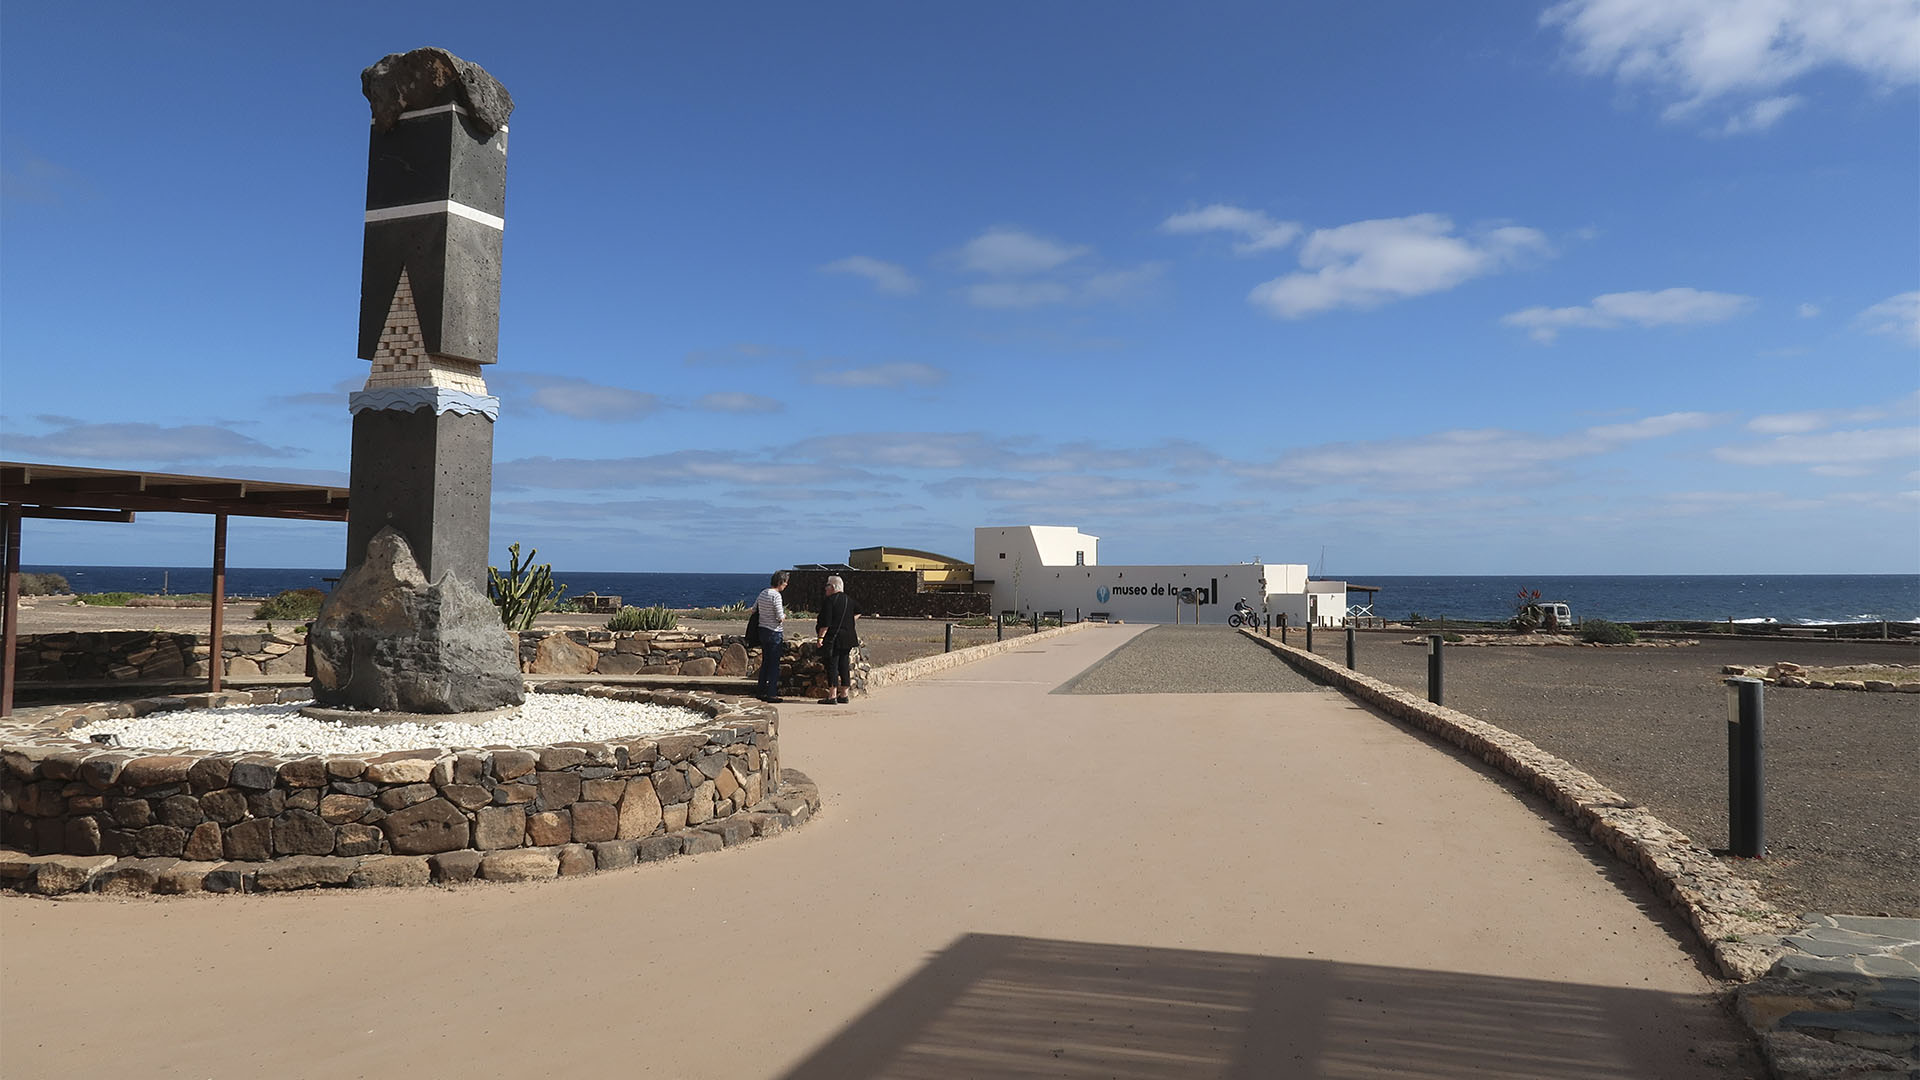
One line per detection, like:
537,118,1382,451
972,525,1343,626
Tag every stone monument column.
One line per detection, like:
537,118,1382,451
346,47,513,588
311,48,524,714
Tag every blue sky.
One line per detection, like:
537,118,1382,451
3,1,1916,575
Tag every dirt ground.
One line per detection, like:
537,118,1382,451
1294,628,1919,918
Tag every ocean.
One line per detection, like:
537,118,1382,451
20,566,1918,624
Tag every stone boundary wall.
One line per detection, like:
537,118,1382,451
1238,628,1793,982
13,631,308,683
864,621,1096,690
519,629,750,678
0,685,810,896
785,568,991,618
12,628,759,685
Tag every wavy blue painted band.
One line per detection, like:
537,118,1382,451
347,388,500,420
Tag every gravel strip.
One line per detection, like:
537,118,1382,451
1056,626,1323,695
1297,630,1919,917
68,694,708,756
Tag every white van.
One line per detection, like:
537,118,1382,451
1538,602,1574,627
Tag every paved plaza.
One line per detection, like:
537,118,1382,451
0,625,1763,1078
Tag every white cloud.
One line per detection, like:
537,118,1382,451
0,417,295,462
808,362,947,388
957,227,1089,275
1248,214,1548,318
967,280,1074,309
1544,0,1920,132
819,255,919,295
1747,395,1914,434
1159,204,1302,253
1713,426,1920,470
968,262,1166,309
1798,302,1821,318
1236,412,1717,490
695,392,783,414
1720,94,1803,134
517,375,661,421
1854,290,1920,345
1502,287,1755,342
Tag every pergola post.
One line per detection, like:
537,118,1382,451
2,503,20,717
209,512,227,693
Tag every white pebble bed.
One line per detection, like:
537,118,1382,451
68,694,709,756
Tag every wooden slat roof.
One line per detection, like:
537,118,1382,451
0,462,349,521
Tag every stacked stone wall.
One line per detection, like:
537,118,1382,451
0,686,799,893
13,630,309,683
785,569,989,618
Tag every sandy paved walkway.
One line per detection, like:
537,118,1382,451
0,624,1761,1078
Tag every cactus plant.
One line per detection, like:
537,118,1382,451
488,543,569,631
607,604,678,631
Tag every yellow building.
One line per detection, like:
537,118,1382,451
847,546,974,590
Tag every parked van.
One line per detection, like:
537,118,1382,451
1538,602,1574,627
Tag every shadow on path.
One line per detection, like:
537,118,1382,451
780,933,1758,1080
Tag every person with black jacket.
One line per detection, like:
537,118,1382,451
814,575,860,705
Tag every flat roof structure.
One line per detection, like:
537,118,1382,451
0,462,351,715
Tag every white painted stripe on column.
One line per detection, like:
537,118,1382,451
363,200,506,231
384,104,507,134
396,103,467,120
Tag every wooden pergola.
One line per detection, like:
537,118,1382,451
0,462,350,716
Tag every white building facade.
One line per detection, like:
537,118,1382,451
972,526,1343,626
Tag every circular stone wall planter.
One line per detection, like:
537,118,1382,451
0,683,818,897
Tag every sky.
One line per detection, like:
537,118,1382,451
2,1,1917,576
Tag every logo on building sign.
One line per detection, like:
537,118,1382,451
1096,587,1111,603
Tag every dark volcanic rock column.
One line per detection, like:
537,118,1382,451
347,47,513,588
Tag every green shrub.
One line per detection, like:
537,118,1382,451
1442,632,1465,643
20,572,69,595
684,601,749,620
75,592,139,606
1580,619,1637,645
128,593,211,607
607,604,678,631
254,588,325,621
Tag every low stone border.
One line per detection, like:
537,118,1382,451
1239,629,1793,981
1724,661,1920,693
864,621,1096,691
0,684,813,896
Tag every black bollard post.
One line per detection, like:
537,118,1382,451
944,623,953,653
1031,612,1039,634
1305,621,1314,653
1427,634,1444,705
1346,625,1356,670
996,613,1004,642
1266,613,1272,638
1726,678,1766,857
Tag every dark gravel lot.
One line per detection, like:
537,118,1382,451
1056,626,1323,695
1292,628,1919,917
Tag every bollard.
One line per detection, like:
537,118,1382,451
1305,621,1314,653
1726,678,1766,857
944,623,953,653
1427,634,1444,705
1346,625,1356,670
996,613,1004,642
1032,612,1039,634
1266,613,1272,638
